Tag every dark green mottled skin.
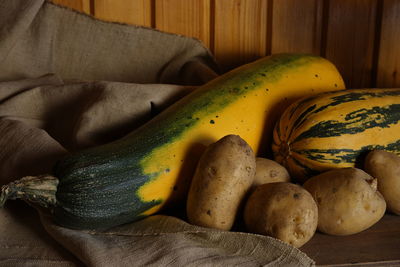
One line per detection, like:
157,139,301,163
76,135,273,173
53,53,321,230
297,140,400,165
294,104,400,142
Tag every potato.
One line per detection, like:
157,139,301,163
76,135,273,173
364,150,400,215
303,168,386,236
244,182,318,248
253,157,290,187
186,134,256,230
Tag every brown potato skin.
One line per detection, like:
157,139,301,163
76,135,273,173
253,158,290,187
365,150,400,215
244,182,318,248
303,168,386,236
186,134,256,230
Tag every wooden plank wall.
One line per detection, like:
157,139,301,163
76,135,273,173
50,0,400,89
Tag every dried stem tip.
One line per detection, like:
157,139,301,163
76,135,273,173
0,175,59,208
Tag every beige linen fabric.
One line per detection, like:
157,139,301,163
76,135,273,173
0,1,315,266
0,0,218,84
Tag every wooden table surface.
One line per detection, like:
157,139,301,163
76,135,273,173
300,214,400,266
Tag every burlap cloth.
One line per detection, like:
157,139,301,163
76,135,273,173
0,1,315,266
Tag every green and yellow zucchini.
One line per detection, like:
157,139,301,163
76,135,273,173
273,88,400,182
0,54,344,230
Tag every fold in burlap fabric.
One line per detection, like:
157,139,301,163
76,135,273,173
0,1,315,266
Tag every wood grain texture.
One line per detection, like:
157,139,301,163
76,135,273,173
51,0,91,14
324,0,378,88
271,0,323,55
376,0,400,87
94,0,152,26
155,0,210,47
48,0,400,90
301,215,400,266
214,0,268,72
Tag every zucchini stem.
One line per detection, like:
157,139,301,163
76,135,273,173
0,175,59,208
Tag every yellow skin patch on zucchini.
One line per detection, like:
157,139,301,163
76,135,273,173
137,56,345,215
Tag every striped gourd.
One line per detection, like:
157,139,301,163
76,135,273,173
272,88,400,182
0,54,344,230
